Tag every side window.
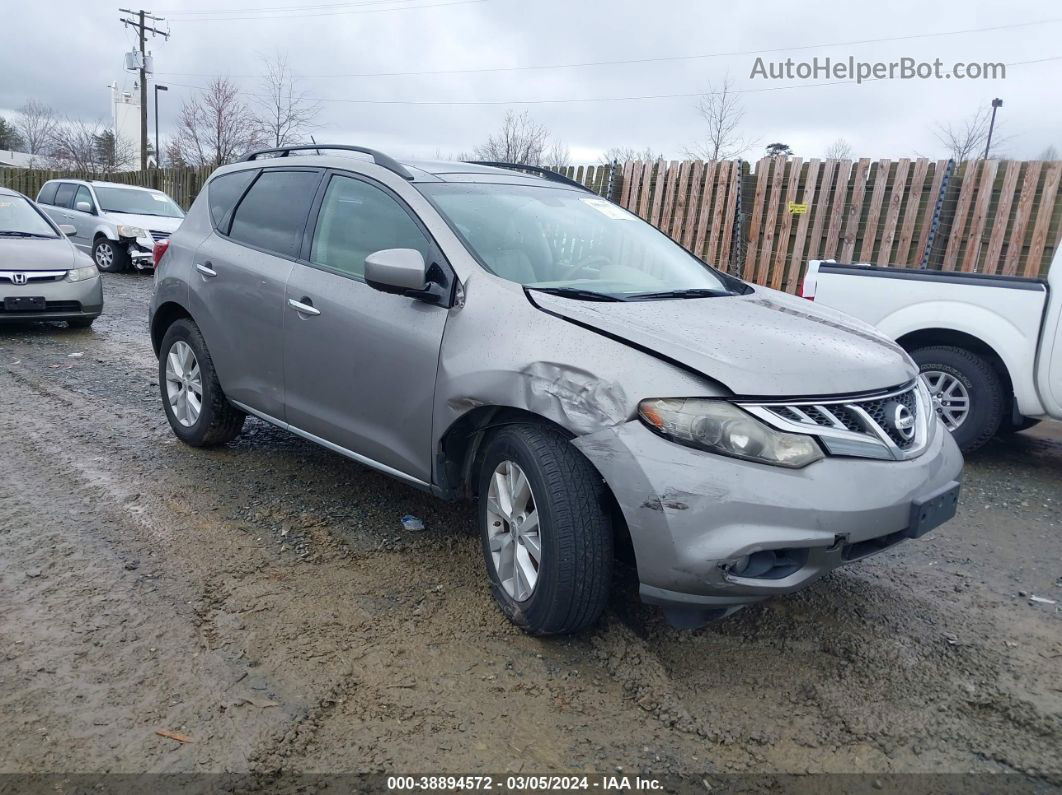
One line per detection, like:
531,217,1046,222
208,169,256,232
74,186,94,213
310,175,430,279
53,183,77,209
36,182,59,205
228,170,320,258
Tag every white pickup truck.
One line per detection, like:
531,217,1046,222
802,250,1061,452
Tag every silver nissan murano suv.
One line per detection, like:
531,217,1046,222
149,145,963,634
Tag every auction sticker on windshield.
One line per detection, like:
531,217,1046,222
581,198,635,220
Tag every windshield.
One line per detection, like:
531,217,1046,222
0,195,59,238
94,186,184,218
419,182,739,299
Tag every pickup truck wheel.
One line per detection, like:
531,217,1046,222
912,345,1004,453
159,319,246,447
477,424,612,635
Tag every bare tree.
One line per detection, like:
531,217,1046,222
1039,144,1059,161
16,100,58,157
253,51,322,148
933,108,1007,161
473,110,550,166
544,140,571,171
48,118,132,174
600,146,661,165
824,138,854,159
169,78,264,168
686,74,755,161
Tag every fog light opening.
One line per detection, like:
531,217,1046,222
728,548,809,580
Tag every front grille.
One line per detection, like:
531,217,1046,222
149,230,171,242
0,270,67,284
741,380,929,461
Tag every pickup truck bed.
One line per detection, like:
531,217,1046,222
803,258,1061,452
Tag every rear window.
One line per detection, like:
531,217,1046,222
53,183,76,209
228,170,321,258
37,182,59,205
208,170,256,232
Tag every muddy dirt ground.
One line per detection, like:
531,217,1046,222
1,273,1060,782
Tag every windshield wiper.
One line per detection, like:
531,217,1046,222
529,286,627,302
627,288,733,300
0,230,51,238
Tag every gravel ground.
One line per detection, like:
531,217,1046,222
0,273,1060,783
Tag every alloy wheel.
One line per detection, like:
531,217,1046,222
921,370,970,431
485,460,541,602
95,241,113,269
165,340,203,427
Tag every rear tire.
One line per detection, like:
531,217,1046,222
912,345,1004,453
159,318,245,447
93,237,128,273
477,424,612,635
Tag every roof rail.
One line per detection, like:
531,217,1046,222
241,144,414,181
466,161,594,193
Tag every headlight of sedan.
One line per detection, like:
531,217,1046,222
116,224,146,239
638,398,824,468
66,265,99,282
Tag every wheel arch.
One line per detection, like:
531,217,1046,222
436,405,635,563
151,301,194,356
896,327,1014,404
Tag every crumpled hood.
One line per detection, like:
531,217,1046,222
530,286,916,397
104,211,183,233
0,236,80,271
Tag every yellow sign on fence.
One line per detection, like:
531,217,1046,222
788,201,809,215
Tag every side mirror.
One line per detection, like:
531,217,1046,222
75,201,94,214
58,224,77,236
365,248,428,293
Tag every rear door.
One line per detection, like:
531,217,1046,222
282,171,450,484
44,182,77,234
187,167,323,420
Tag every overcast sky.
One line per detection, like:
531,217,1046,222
3,0,1060,162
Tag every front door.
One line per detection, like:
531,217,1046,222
283,172,449,484
187,167,323,420
69,185,97,251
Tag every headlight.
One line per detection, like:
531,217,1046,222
638,398,824,468
116,224,146,239
66,265,99,282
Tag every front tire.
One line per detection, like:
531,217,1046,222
67,317,95,329
93,237,129,273
159,319,245,447
913,345,1004,453
477,424,612,635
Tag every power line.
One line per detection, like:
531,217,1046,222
156,0,484,22
155,17,1062,78
161,53,1062,107
161,0,422,14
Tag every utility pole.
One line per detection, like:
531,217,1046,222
983,98,1003,160
119,8,169,170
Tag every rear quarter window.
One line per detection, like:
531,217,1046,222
36,182,59,205
207,169,257,233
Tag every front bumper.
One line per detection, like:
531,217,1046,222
573,415,963,614
0,276,103,322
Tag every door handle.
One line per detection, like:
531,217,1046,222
196,263,217,278
288,297,321,317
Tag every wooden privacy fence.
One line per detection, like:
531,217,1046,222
562,157,1062,290
3,158,1060,289
0,166,214,211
